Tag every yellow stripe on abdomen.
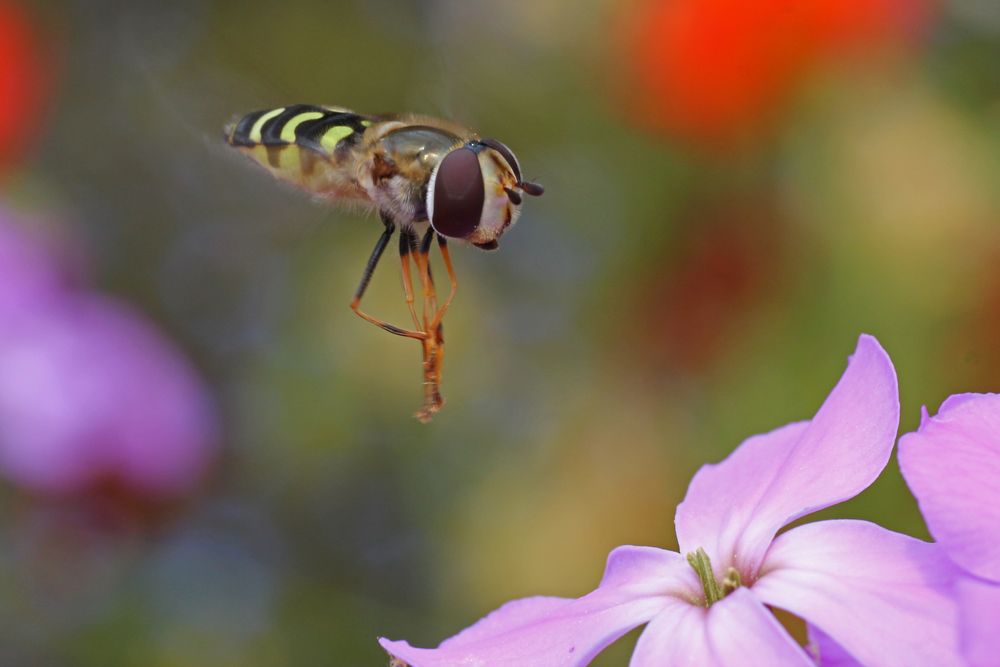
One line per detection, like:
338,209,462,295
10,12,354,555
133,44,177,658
280,111,324,142
248,108,285,143
320,125,355,153
226,105,375,199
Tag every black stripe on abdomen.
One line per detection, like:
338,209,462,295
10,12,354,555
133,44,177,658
227,109,269,147
226,105,369,155
295,113,368,153
259,104,328,144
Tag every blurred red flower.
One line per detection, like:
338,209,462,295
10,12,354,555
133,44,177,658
631,197,790,374
620,0,933,146
0,1,52,175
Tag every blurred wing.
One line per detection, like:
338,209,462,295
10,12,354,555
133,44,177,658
225,104,377,202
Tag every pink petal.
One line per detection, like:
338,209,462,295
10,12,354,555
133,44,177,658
956,575,1000,667
807,625,864,667
379,594,660,667
630,588,813,666
598,545,702,596
754,520,963,667
380,547,692,667
676,335,899,577
0,295,218,497
0,209,79,320
898,393,1000,581
437,597,576,649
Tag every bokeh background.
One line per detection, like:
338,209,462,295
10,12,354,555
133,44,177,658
1,0,998,664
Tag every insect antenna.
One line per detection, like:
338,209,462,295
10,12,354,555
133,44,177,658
519,181,545,196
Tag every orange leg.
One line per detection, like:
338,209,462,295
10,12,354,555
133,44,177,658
411,230,438,331
349,219,451,423
431,235,458,331
411,229,445,422
350,217,427,340
398,230,422,331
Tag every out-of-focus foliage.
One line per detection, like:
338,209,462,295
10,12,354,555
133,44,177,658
0,0,998,665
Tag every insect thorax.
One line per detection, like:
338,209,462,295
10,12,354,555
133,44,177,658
359,124,464,228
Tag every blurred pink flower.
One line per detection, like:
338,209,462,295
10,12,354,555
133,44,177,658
0,211,80,319
899,394,1000,667
0,207,218,500
381,336,964,666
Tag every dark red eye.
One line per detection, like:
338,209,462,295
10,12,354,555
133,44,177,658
429,147,485,239
480,138,521,183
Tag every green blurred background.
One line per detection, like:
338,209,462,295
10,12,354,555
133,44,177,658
2,0,999,664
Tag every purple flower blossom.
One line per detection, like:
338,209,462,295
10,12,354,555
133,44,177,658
0,206,218,499
899,393,1000,667
0,211,79,320
381,336,963,666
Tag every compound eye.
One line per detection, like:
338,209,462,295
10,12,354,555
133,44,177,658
480,138,522,183
428,147,485,239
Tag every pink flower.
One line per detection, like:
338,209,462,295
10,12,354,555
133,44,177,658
0,211,78,319
899,394,1000,667
0,207,218,499
381,336,963,666
0,295,218,497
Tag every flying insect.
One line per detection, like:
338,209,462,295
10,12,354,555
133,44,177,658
225,105,543,422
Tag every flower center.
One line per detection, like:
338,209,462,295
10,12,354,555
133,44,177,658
685,547,742,607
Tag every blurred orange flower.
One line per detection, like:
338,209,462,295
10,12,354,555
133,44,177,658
0,1,52,176
620,0,933,146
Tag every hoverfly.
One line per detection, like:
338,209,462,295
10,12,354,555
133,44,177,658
225,105,543,422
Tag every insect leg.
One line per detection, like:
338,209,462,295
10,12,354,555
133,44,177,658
412,229,440,330
350,213,427,340
411,228,445,422
430,235,458,331
398,229,422,331
422,231,439,317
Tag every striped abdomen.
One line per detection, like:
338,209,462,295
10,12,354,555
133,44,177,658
225,104,374,200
